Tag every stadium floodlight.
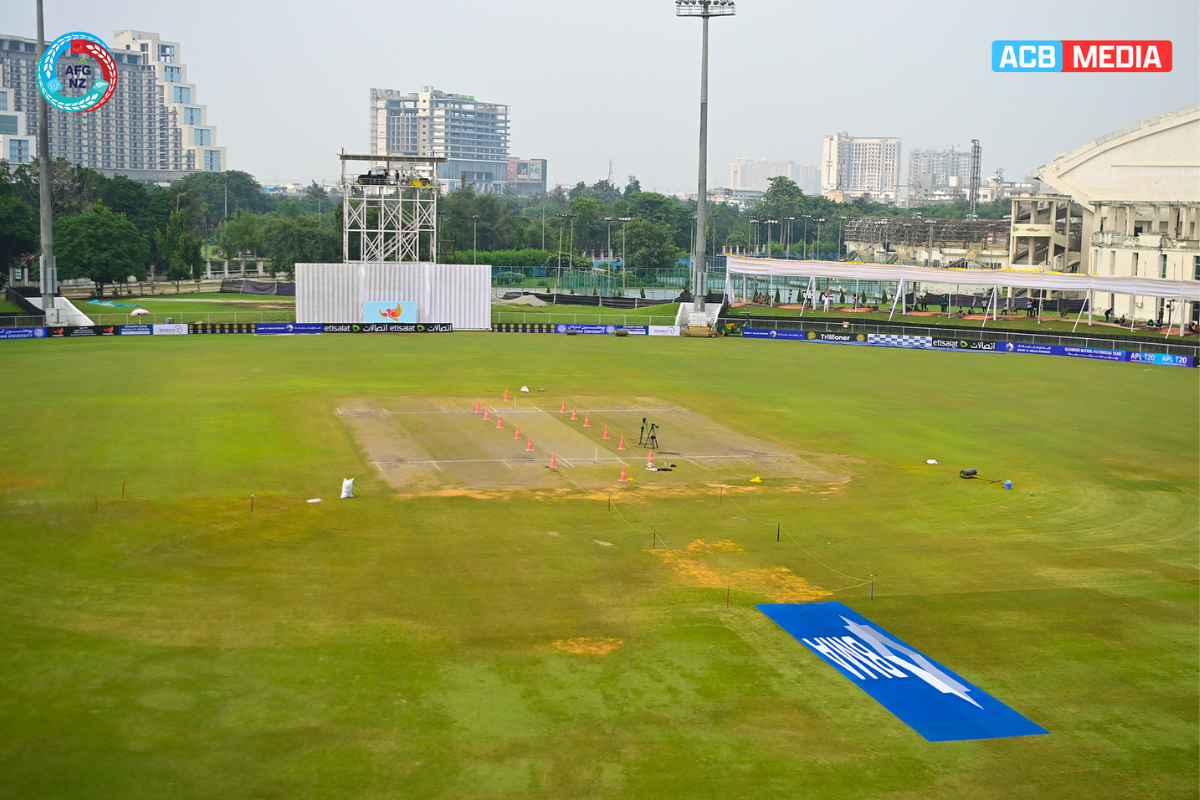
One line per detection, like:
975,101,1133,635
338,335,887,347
765,219,779,256
472,215,481,265
676,0,736,312
617,217,633,292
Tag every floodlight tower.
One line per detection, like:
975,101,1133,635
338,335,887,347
36,0,57,321
676,0,736,312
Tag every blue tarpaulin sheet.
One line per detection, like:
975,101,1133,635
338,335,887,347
758,602,1049,742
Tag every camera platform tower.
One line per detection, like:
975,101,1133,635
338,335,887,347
340,153,447,263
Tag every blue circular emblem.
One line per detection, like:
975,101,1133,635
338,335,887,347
37,32,118,113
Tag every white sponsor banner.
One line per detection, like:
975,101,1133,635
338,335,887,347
648,325,679,337
152,324,189,336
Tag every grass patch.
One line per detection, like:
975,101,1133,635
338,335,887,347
0,333,1194,798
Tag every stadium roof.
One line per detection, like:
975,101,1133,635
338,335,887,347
725,256,1200,302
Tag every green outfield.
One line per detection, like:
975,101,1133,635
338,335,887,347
0,333,1195,799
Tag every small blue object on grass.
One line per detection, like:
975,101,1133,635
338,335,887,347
1004,480,1012,490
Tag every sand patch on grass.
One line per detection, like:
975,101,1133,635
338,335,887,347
546,637,623,655
683,538,743,553
652,544,829,602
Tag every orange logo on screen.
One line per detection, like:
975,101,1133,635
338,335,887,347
378,304,404,320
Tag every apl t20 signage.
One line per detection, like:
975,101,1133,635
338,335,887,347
36,32,118,112
992,40,1171,72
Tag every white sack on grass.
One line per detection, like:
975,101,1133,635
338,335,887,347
520,386,530,393
307,498,322,504
341,478,354,499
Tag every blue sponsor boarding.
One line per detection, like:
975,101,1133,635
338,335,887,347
554,324,647,335
0,327,47,340
758,602,1048,742
256,323,324,335
742,328,807,340
1128,351,1194,367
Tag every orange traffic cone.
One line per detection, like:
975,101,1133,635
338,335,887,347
619,464,629,482
496,414,503,429
618,435,627,451
526,436,534,452
647,450,655,467
560,400,567,413
570,407,578,421
514,424,521,439
549,452,558,469
503,388,510,401
483,407,490,421
602,425,610,439
474,400,481,414
583,413,591,427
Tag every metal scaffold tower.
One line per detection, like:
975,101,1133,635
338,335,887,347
340,153,447,262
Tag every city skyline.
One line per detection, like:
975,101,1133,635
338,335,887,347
0,0,1195,191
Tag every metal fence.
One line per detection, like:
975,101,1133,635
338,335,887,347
726,316,1200,358
0,310,297,328
492,310,678,328
489,261,732,297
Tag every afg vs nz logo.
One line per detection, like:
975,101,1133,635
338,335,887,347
37,32,117,112
993,40,1171,72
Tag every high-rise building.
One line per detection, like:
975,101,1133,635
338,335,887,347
820,132,902,202
728,157,820,194
0,31,224,180
370,87,531,194
908,146,973,187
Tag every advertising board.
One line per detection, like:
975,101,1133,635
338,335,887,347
48,325,119,337
255,323,324,335
1127,351,1194,368
0,327,48,341
322,323,453,334
362,302,417,323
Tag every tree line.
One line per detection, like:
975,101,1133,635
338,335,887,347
0,160,338,296
0,159,1010,297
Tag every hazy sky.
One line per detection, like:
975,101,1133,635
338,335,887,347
3,0,1197,191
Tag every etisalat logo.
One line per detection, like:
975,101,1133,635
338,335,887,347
36,32,118,112
992,40,1172,73
803,616,981,707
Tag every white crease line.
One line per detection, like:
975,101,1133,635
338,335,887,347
368,453,793,465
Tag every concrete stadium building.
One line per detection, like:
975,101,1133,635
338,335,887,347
1020,105,1199,326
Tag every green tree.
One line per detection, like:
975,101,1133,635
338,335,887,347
176,170,276,217
219,210,263,258
54,203,148,297
261,213,338,276
0,196,38,283
567,197,603,253
623,217,679,276
11,158,106,218
155,210,203,281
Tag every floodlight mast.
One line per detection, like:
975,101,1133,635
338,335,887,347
36,0,56,319
676,0,735,313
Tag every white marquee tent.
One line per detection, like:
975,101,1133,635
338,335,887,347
724,255,1200,332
